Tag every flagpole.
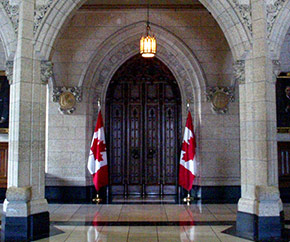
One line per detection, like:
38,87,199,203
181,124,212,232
183,100,193,206
92,98,102,205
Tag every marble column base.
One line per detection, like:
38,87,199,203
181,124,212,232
236,211,283,240
1,212,50,241
1,187,50,241
235,186,284,240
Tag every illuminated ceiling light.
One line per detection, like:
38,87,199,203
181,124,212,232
140,2,156,58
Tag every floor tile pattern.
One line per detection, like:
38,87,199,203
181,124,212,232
5,203,290,242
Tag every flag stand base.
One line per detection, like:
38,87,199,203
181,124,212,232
92,193,102,204
183,193,193,206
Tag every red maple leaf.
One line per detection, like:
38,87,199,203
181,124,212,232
91,138,106,162
182,137,195,162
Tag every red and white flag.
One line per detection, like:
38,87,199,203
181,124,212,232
179,111,197,191
87,111,108,191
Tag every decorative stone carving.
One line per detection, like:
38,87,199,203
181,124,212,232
1,0,19,33
232,0,252,34
206,87,235,114
34,0,53,34
267,0,286,37
233,60,246,85
40,60,53,84
52,86,82,115
5,60,13,84
6,186,31,202
272,59,281,81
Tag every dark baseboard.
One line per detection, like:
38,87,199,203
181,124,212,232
45,185,241,204
280,187,290,203
199,186,241,203
45,186,97,204
1,212,49,241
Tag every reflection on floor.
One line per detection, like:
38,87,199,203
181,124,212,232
12,203,290,241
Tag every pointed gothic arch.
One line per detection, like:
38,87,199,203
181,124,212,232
0,4,17,60
35,0,250,61
269,0,290,59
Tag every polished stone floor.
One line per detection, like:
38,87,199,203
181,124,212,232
29,203,290,242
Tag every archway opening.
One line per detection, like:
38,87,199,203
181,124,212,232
105,55,182,203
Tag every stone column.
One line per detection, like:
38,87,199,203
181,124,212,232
1,0,49,241
236,0,283,240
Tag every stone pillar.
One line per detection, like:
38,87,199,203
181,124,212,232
1,0,49,241
236,0,283,240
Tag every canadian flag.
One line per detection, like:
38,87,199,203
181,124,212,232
179,111,197,191
87,111,108,191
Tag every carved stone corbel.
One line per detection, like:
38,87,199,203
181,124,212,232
40,60,53,84
5,60,13,84
233,60,246,85
206,87,235,114
52,86,82,115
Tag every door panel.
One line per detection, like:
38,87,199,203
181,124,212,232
278,142,290,188
106,55,181,198
0,142,8,188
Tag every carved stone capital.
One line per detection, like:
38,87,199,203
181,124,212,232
52,86,82,115
5,60,13,84
40,60,53,84
1,0,19,34
233,0,252,34
233,60,246,85
267,0,286,37
206,86,235,114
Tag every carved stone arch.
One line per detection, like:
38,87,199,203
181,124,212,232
269,0,290,59
0,4,17,60
198,0,251,60
35,0,250,61
79,22,206,123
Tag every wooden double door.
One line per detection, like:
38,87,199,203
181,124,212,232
106,55,181,198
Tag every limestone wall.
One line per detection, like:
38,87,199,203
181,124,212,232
0,39,5,70
280,26,290,72
46,8,240,187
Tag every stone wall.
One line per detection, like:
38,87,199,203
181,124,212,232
280,26,290,72
0,39,5,70
46,8,240,187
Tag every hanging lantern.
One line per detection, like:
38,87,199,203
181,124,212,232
140,4,156,58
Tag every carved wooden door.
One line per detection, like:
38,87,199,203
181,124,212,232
106,55,181,198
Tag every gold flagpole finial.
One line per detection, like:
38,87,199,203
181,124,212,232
183,191,193,206
93,193,102,204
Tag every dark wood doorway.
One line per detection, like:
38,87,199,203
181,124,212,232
106,55,181,200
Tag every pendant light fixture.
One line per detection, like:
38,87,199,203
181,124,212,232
140,2,156,58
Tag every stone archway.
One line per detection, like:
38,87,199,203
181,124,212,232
269,0,290,59
0,3,17,60
78,22,208,190
77,22,207,133
35,0,250,62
